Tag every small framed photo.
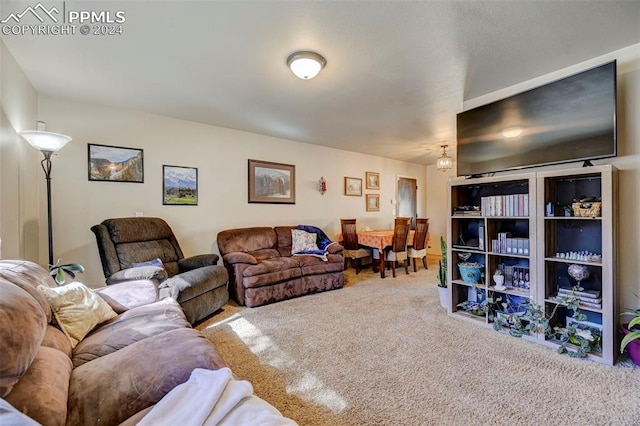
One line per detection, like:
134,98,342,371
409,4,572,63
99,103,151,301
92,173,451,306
344,177,362,196
163,165,198,205
366,172,380,190
248,159,295,204
366,194,380,211
88,143,143,183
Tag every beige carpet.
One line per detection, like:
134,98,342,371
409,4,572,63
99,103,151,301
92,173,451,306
198,261,640,425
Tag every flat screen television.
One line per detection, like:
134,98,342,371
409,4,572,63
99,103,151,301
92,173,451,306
456,61,617,177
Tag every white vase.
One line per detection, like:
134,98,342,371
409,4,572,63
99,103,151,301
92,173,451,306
438,286,449,309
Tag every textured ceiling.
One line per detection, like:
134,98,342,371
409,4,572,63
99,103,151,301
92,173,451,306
2,1,639,164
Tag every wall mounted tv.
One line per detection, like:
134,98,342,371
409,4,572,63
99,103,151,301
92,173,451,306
456,61,617,177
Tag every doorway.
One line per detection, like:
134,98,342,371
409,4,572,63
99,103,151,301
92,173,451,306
397,176,417,229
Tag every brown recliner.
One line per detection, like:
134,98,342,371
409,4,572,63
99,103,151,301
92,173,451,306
91,217,229,324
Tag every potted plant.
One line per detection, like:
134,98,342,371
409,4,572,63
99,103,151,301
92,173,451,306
49,260,84,285
436,236,448,309
492,292,601,358
620,309,640,366
457,298,487,316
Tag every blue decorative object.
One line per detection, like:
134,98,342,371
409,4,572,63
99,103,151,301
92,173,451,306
503,294,528,314
458,263,483,284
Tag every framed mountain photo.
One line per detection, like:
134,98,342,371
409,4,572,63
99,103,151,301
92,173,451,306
163,165,198,206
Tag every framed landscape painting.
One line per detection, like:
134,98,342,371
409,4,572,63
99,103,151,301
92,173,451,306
88,143,143,183
344,177,362,196
248,159,295,204
163,165,198,205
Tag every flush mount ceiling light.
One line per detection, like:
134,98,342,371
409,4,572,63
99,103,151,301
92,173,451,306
286,51,326,80
502,126,523,139
436,144,453,171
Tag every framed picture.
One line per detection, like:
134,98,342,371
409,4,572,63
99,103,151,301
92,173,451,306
248,159,295,204
163,165,198,205
366,171,380,190
366,194,380,211
88,143,144,183
344,177,362,196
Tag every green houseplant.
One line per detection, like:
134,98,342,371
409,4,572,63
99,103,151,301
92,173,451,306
492,291,601,358
620,309,640,365
49,260,84,285
437,236,448,308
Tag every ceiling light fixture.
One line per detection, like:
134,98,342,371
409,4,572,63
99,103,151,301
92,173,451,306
502,126,523,139
436,144,453,172
286,51,326,80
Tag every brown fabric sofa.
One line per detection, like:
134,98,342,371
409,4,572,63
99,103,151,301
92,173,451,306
217,226,344,307
0,260,226,426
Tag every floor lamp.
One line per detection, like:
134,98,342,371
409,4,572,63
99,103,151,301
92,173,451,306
20,122,72,266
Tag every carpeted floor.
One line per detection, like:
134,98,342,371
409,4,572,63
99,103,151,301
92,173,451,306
198,261,640,425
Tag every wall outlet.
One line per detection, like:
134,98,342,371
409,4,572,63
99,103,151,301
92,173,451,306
135,212,143,217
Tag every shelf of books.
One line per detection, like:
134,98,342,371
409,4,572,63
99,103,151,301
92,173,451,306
447,173,536,330
448,166,617,364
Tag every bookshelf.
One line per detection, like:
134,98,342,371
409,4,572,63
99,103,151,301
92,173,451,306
536,165,617,365
447,173,536,329
447,165,617,365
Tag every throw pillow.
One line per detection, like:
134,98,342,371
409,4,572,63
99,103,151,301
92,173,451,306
132,258,165,269
37,282,118,348
291,229,319,254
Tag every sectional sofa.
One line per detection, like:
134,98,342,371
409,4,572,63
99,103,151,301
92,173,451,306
0,260,293,425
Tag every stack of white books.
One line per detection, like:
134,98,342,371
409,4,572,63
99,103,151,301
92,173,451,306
557,287,602,309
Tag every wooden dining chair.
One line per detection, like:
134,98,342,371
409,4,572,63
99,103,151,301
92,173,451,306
373,217,411,277
340,219,372,274
408,218,430,272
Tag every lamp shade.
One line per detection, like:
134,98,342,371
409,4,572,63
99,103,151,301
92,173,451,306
287,51,326,79
19,131,72,152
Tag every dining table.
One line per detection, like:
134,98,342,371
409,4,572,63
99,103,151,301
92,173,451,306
357,229,416,278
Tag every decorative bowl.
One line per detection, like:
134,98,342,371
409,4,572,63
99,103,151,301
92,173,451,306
458,263,483,284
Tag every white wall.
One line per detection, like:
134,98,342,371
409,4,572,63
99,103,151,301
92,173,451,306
35,97,426,287
426,164,456,257
426,44,640,310
0,40,40,260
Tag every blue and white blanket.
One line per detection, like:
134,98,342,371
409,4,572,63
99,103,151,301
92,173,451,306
294,225,337,261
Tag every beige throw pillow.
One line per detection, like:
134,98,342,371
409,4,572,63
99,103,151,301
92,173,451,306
291,229,319,254
37,282,117,348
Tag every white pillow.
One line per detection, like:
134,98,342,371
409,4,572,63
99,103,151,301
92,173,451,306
37,282,117,348
291,229,319,254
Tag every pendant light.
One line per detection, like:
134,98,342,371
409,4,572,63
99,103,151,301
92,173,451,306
436,144,453,171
